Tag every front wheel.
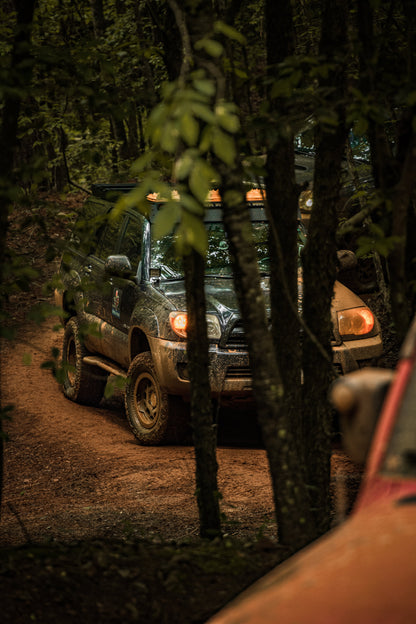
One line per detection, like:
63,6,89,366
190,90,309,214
125,352,189,445
62,318,108,406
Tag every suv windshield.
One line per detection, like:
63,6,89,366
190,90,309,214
151,221,270,279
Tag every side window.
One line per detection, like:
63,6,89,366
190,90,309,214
118,216,143,271
95,218,121,261
72,199,108,255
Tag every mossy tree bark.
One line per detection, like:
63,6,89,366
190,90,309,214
261,0,318,549
220,162,317,552
301,0,349,536
168,0,222,538
183,251,221,539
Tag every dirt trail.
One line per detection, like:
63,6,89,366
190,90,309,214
1,321,280,546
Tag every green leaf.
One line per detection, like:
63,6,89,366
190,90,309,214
199,126,214,153
182,212,208,256
217,112,240,133
189,159,218,203
193,79,216,97
148,102,169,135
179,113,199,146
180,193,205,216
214,21,246,44
130,151,154,174
194,38,224,58
152,202,181,239
271,78,292,99
175,151,195,180
212,129,236,166
160,121,180,153
189,102,216,124
22,353,32,366
104,382,115,399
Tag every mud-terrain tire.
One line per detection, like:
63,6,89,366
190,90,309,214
125,352,189,445
62,318,108,406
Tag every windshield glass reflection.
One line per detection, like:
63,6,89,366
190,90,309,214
151,222,269,279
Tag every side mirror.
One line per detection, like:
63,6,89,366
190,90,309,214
330,368,395,465
337,249,358,272
104,255,133,278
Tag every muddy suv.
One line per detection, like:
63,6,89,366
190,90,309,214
56,184,383,445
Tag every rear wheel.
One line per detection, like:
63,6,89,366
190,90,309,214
125,352,189,445
62,318,108,405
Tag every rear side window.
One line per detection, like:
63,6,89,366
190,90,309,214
118,216,143,271
95,217,122,261
71,199,109,255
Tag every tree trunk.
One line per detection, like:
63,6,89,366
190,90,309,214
356,0,416,340
265,0,303,450
302,0,349,536
220,164,317,551
183,251,221,539
0,0,37,521
90,0,106,38
262,0,318,548
127,105,140,159
167,0,222,538
111,115,130,162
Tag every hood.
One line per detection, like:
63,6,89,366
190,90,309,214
332,280,369,312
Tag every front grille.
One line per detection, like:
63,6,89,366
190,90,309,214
226,320,247,348
225,366,252,379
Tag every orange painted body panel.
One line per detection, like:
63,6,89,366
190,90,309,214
209,501,416,624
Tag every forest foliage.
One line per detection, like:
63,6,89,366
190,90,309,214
1,0,416,550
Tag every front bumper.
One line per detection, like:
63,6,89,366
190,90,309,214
332,334,383,374
149,332,383,398
148,337,252,397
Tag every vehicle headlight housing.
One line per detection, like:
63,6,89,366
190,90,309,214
169,311,221,340
299,189,313,212
337,307,375,339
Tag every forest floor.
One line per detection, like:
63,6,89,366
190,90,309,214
0,192,397,623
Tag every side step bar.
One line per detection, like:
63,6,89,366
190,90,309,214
83,355,127,379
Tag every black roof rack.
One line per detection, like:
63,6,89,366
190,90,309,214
91,183,137,200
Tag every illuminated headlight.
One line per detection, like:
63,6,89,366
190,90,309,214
299,190,313,212
169,311,221,340
337,307,375,338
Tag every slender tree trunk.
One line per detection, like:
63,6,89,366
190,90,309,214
90,0,106,38
302,0,349,536
0,0,37,521
357,0,416,339
167,0,222,538
111,115,130,162
184,251,221,539
127,105,140,159
265,0,303,448
261,0,318,549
